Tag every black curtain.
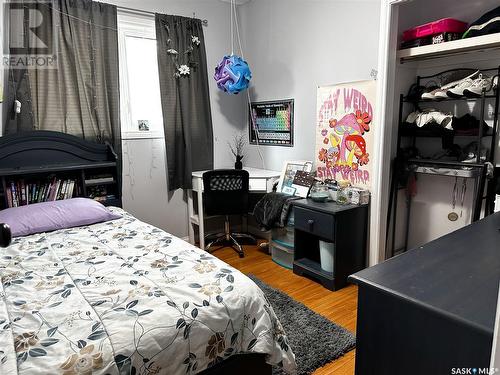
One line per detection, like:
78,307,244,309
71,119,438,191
5,0,120,161
155,14,214,191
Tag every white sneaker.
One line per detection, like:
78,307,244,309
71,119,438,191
463,74,493,98
446,78,476,98
421,87,441,100
434,70,479,99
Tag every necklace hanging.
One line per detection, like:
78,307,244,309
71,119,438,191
459,177,467,218
448,176,459,222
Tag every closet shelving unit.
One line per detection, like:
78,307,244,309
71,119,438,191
397,32,500,63
389,65,500,255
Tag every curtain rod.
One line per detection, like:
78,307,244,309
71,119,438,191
117,6,208,26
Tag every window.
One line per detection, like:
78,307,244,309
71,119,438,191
118,12,164,139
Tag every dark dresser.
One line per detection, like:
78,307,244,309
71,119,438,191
292,199,369,291
349,212,500,375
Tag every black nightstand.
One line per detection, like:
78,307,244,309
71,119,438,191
292,199,368,291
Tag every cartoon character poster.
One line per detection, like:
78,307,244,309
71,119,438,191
315,80,376,190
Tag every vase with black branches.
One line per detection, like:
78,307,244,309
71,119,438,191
229,134,246,170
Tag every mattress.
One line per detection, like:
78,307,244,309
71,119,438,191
0,208,296,374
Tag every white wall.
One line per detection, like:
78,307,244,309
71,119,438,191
106,0,381,238
103,0,248,237
239,0,381,172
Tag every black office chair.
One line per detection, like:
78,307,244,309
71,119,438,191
203,169,256,258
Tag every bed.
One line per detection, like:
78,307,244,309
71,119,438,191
0,131,296,375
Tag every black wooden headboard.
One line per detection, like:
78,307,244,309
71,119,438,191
0,131,121,208
0,131,117,170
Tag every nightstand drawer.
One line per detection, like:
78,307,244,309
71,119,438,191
294,207,334,240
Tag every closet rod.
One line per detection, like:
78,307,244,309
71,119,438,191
117,6,208,26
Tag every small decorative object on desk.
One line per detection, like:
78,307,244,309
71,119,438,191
324,179,339,201
228,133,246,169
348,187,370,205
277,160,314,197
309,182,330,202
336,180,351,205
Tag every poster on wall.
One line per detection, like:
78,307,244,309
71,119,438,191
249,99,294,146
315,80,376,190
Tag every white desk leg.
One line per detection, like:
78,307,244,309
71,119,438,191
187,189,195,245
197,188,205,249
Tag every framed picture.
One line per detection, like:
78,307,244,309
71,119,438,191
277,160,313,197
138,120,150,131
249,99,294,146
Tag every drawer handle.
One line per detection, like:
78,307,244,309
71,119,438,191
307,219,314,230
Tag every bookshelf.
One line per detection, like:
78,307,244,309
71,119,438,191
0,131,121,209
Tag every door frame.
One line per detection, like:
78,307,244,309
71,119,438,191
369,0,407,265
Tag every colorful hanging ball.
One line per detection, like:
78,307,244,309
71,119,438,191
214,55,252,94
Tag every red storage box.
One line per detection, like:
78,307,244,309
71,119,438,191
402,18,468,42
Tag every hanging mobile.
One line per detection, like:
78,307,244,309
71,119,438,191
459,177,467,218
448,176,459,222
213,0,252,94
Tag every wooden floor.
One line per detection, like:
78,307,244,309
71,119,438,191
215,244,358,375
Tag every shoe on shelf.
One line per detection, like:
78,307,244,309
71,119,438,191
406,84,427,101
433,70,479,99
463,74,493,98
430,70,480,100
462,150,488,163
420,85,440,100
460,142,488,163
441,69,478,85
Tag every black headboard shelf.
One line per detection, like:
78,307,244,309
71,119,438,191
0,131,121,209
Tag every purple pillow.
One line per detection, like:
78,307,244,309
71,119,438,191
0,198,122,237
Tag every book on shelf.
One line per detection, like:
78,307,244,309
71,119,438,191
6,186,13,208
19,180,26,206
85,175,115,185
10,181,18,207
4,178,79,208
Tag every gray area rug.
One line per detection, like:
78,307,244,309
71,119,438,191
248,275,356,375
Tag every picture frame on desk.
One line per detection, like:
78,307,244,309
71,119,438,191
277,160,313,197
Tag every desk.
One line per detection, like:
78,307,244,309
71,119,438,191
349,212,500,374
188,167,280,249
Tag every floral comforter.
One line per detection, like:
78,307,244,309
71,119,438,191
0,208,296,375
